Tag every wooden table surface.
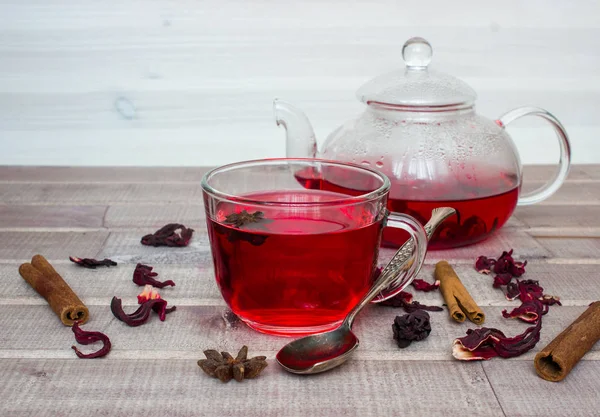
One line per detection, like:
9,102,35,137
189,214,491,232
1,165,599,417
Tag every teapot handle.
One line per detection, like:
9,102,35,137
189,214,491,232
496,107,571,206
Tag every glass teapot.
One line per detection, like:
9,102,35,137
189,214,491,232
273,37,571,249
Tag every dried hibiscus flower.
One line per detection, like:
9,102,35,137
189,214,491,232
411,279,440,292
71,321,112,359
374,267,443,313
539,294,562,306
492,273,513,288
224,210,269,228
379,291,443,313
502,300,545,323
198,346,268,383
141,223,194,247
69,256,117,269
111,287,176,326
456,249,560,361
453,319,542,360
379,291,413,307
475,249,527,278
475,256,495,274
133,263,175,288
392,310,432,348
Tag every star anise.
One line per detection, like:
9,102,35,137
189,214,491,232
197,346,267,383
224,210,268,228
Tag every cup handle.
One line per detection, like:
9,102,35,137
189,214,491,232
496,107,571,206
369,207,456,304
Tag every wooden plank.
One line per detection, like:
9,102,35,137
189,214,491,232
0,359,503,417
0,166,211,183
0,263,220,303
521,182,600,205
3,262,596,307
0,205,106,228
483,361,600,417
523,165,599,181
1,304,594,361
535,237,600,259
513,205,600,228
578,165,600,180
99,228,550,266
415,263,600,307
104,204,205,228
0,165,596,183
413,230,551,264
2,181,598,206
0,183,204,204
0,231,109,262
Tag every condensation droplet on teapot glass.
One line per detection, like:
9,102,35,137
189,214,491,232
402,37,433,69
376,161,384,168
361,160,371,167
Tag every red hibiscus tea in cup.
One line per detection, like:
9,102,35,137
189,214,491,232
207,190,384,336
202,159,428,336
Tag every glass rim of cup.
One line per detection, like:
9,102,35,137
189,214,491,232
201,157,391,207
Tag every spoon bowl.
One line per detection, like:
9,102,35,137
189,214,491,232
276,325,358,374
276,207,456,375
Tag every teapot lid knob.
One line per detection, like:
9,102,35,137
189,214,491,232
402,37,432,69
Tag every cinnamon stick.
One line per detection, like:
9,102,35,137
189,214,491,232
19,254,89,326
435,260,485,324
534,301,600,382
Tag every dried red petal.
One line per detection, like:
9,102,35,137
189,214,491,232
71,321,112,359
517,279,545,302
403,301,444,313
111,296,176,326
462,216,488,238
539,294,562,306
453,320,542,360
493,320,542,358
378,290,442,312
502,300,544,323
133,263,175,288
510,260,527,277
475,256,495,274
505,281,520,301
411,279,440,292
69,256,117,269
493,249,514,274
379,291,413,307
493,273,513,288
141,223,194,247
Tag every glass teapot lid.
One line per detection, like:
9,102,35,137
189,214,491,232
356,37,477,108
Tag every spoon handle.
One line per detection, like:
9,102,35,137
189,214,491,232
343,207,456,327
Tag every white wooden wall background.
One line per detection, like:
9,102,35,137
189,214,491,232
0,0,599,166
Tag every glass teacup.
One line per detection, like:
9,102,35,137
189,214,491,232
202,159,427,336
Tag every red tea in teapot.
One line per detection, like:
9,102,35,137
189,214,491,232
383,186,519,249
206,189,384,335
294,167,519,249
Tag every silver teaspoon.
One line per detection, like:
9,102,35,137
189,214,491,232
276,207,456,375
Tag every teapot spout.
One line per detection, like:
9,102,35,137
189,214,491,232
273,99,318,158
